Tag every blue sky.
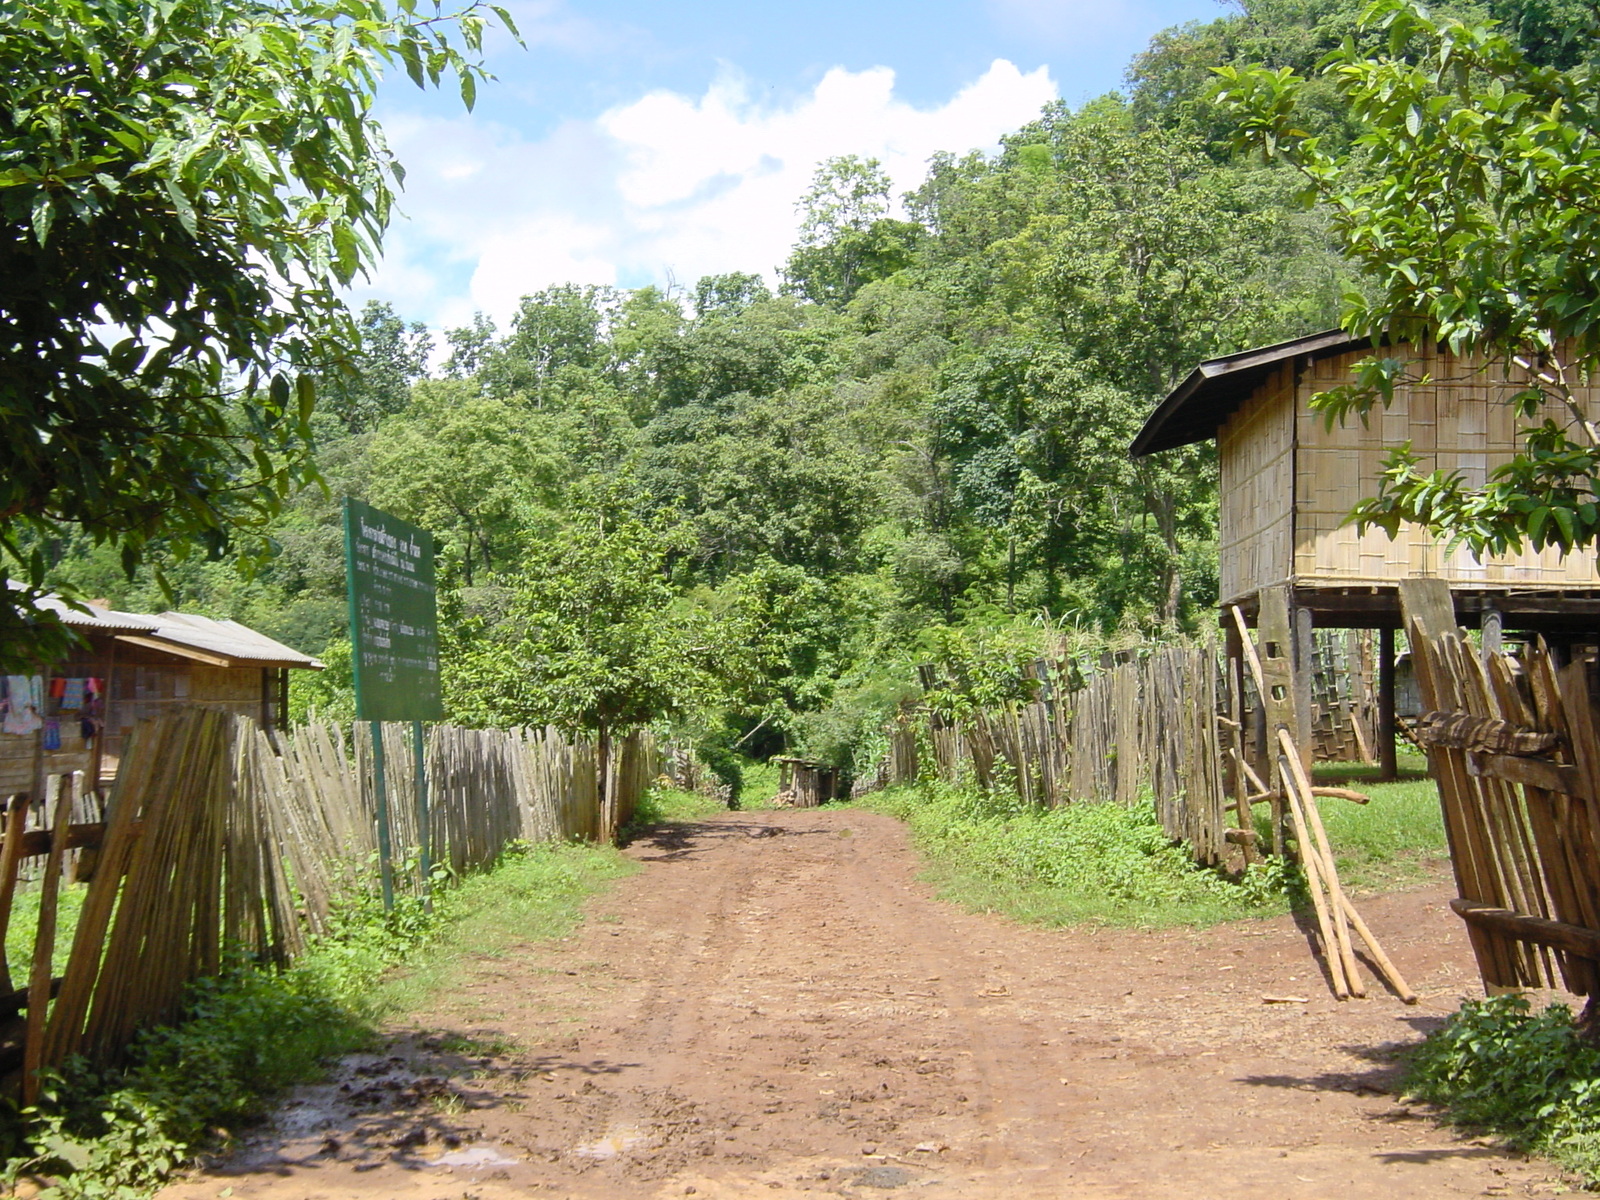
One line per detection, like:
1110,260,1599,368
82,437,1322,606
360,0,1232,331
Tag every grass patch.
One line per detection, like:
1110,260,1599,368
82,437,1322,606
5,882,86,982
1404,993,1600,1186
861,781,1288,928
622,785,725,833
1263,754,1448,894
868,753,1449,929
1318,774,1448,892
373,839,632,1015
1313,751,1431,785
3,838,631,1198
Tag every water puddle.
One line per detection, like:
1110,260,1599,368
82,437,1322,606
428,1144,521,1169
574,1125,654,1159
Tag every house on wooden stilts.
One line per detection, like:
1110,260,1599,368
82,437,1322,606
1131,329,1600,781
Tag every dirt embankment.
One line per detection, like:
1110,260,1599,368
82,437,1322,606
161,808,1567,1199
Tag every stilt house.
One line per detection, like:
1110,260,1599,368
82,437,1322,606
1131,329,1600,775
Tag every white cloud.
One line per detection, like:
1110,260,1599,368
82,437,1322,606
360,59,1056,329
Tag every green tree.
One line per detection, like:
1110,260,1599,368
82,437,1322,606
914,100,1329,624
1217,0,1600,558
445,501,719,833
0,0,508,669
640,386,884,577
784,156,922,306
321,301,434,435
486,284,616,402
694,272,771,316
364,381,575,585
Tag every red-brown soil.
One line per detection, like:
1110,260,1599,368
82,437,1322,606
160,807,1572,1199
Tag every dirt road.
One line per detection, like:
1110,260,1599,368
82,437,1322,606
162,808,1567,1199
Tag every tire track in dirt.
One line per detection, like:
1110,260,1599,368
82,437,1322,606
159,807,1573,1200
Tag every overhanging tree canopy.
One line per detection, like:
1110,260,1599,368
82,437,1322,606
0,0,510,669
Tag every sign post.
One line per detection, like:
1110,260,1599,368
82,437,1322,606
343,499,443,910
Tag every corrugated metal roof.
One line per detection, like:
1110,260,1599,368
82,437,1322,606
142,612,323,669
12,589,161,632
11,587,321,668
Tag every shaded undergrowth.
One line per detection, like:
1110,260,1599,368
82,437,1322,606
621,785,726,836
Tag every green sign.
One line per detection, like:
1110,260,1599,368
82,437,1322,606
343,498,443,722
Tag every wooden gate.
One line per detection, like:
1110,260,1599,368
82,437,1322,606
1401,577,1600,1021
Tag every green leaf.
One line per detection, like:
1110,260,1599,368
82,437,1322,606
29,191,54,244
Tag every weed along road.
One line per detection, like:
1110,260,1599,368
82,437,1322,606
163,809,1564,1200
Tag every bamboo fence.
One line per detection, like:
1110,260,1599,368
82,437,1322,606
861,630,1384,866
866,645,1232,863
0,709,658,1095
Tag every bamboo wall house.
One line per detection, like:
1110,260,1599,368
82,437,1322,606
1131,329,1600,776
0,595,323,796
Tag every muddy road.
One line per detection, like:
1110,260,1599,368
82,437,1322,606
162,808,1565,1199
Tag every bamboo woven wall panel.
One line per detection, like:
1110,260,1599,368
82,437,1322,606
1219,362,1295,603
1293,345,1600,586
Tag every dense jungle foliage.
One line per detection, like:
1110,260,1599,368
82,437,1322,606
36,0,1598,787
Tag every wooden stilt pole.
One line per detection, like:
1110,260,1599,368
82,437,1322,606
1379,626,1398,782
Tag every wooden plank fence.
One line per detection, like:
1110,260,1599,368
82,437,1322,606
0,707,658,1095
1401,577,1600,1022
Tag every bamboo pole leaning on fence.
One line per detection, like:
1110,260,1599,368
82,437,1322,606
1276,726,1418,1004
1277,742,1350,1000
1279,729,1361,999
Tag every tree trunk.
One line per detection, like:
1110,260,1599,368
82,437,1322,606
1006,533,1016,613
597,722,612,842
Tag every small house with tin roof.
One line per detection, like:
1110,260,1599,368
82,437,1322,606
0,596,322,797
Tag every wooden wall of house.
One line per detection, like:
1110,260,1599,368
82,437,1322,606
1293,344,1600,588
103,659,271,770
1218,361,1296,604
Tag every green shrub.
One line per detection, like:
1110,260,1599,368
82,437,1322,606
1405,993,1600,1184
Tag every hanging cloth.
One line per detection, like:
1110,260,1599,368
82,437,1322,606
3,676,36,735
